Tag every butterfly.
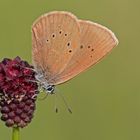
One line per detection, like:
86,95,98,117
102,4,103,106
32,11,118,95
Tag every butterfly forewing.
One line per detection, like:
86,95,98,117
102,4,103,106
32,11,80,81
51,20,118,85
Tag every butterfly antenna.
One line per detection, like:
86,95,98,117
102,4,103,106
56,90,72,114
54,94,59,113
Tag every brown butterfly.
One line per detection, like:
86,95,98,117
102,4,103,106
32,11,118,96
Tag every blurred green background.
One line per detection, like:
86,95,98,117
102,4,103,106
0,0,140,140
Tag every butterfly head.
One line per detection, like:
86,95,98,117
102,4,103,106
43,85,55,94
39,80,55,94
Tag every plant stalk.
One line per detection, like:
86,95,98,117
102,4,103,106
12,127,20,140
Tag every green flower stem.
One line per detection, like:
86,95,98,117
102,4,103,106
12,127,20,140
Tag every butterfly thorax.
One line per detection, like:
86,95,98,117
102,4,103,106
35,73,55,94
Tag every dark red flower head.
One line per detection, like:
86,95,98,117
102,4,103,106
0,56,38,128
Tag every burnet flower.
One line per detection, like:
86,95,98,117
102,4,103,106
0,56,38,128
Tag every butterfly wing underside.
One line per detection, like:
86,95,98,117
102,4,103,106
32,11,80,81
51,20,118,85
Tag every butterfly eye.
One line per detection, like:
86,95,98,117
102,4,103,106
65,33,67,36
69,50,72,53
91,49,94,51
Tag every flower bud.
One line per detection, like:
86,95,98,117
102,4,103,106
0,57,38,128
